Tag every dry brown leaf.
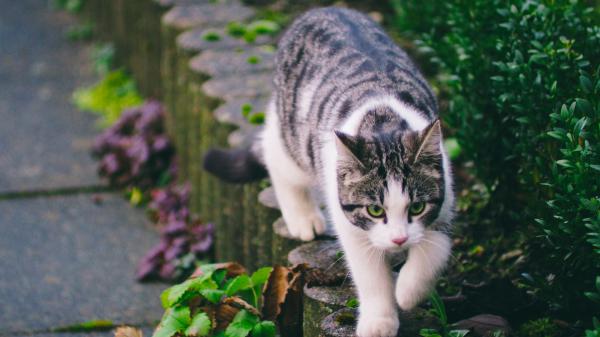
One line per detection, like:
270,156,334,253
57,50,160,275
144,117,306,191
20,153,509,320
278,264,307,330
261,265,291,321
223,296,261,316
190,262,247,279
114,326,143,337
215,302,241,330
261,263,308,331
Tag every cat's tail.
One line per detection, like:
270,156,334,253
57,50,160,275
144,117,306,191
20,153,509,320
203,146,268,183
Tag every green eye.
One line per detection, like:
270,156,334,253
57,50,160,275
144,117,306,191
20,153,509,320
409,202,426,216
366,205,385,218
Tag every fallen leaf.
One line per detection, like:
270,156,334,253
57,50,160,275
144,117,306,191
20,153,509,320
224,296,261,316
261,264,307,334
115,326,143,337
261,265,291,321
453,314,511,337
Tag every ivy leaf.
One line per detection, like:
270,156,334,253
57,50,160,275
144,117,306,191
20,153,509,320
226,275,253,296
251,321,276,337
153,307,191,337
224,310,259,337
161,279,193,308
200,289,226,304
161,275,216,308
185,312,212,337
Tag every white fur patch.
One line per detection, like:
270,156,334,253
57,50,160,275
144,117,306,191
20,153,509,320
340,96,429,135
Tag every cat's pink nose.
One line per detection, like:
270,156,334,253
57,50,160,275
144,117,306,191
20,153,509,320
392,236,408,246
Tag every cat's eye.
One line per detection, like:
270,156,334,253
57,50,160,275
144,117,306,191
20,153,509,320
409,202,426,216
366,205,385,218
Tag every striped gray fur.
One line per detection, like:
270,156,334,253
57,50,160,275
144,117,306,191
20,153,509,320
272,7,446,229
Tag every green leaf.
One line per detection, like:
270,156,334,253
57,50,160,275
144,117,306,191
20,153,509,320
251,321,276,337
556,159,574,168
576,98,592,115
52,320,114,332
224,310,259,337
448,330,471,337
203,31,221,42
444,138,462,159
345,298,359,308
153,307,191,337
185,312,212,337
213,268,228,286
226,275,253,296
200,289,226,304
428,291,447,325
241,103,253,118
247,20,280,35
250,267,273,288
580,75,593,93
419,328,442,337
248,112,265,125
161,279,193,308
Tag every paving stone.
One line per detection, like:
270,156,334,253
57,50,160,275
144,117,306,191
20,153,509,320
0,194,166,333
12,326,155,337
202,72,273,100
189,46,276,78
0,0,102,193
163,3,253,31
178,27,273,53
214,96,270,128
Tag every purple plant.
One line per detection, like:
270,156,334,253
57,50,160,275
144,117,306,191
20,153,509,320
137,183,214,282
93,100,174,189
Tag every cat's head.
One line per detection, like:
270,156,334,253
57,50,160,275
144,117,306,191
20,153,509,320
334,120,450,252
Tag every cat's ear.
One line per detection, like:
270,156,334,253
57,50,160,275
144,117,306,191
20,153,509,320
413,120,442,162
334,130,366,167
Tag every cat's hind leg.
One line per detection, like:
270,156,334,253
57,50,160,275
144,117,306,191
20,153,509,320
261,100,326,241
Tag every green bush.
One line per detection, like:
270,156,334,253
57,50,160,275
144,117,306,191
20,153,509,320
391,0,600,322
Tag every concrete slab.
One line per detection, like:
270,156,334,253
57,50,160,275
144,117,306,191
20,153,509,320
0,0,102,193
0,194,166,334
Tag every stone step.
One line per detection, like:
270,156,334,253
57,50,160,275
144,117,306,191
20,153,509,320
189,45,276,78
162,2,254,31
178,26,273,53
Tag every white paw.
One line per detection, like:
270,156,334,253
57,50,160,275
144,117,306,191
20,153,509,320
356,314,399,337
286,210,326,241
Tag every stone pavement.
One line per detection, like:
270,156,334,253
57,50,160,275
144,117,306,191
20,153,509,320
0,1,165,336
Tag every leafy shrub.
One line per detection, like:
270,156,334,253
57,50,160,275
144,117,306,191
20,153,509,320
92,100,173,189
518,318,559,337
73,70,142,127
137,184,214,282
154,263,277,337
391,0,600,322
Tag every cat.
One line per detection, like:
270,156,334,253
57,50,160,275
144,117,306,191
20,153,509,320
204,7,454,337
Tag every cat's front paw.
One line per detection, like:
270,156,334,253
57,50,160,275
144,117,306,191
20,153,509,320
356,314,399,337
286,210,326,241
